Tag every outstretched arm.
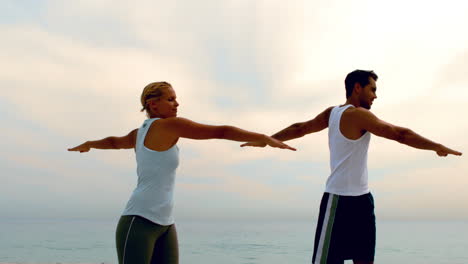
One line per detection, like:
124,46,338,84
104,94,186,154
68,129,138,153
355,109,462,157
241,107,333,147
159,117,296,151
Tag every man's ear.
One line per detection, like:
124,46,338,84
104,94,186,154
353,82,362,95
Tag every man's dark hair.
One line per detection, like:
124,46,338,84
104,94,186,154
344,70,378,98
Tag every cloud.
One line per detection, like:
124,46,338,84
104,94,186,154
1,0,468,221
434,50,468,99
372,158,468,220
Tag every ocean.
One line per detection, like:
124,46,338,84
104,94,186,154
0,218,467,264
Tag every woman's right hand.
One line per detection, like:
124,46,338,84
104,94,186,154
240,141,267,148
262,136,296,151
436,144,462,157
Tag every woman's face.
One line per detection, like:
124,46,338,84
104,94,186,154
150,87,179,118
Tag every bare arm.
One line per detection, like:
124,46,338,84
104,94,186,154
272,107,333,141
161,117,295,150
68,129,138,153
355,109,462,156
241,107,333,147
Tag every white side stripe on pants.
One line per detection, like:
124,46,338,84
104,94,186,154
314,194,336,264
122,216,136,264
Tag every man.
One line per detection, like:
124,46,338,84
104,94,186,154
242,70,462,264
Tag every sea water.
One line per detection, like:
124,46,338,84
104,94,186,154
0,218,467,264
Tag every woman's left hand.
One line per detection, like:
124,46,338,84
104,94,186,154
68,142,91,153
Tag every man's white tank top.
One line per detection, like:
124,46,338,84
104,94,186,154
326,105,370,196
122,118,179,225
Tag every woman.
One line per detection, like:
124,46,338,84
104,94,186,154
68,81,295,264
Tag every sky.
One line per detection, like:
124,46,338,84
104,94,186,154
1,0,467,221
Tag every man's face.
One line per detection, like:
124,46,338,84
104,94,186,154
358,77,377,110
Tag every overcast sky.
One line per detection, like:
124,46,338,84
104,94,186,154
1,0,467,221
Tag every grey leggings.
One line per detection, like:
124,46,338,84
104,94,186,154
116,215,179,264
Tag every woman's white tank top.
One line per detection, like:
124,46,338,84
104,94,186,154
122,118,179,225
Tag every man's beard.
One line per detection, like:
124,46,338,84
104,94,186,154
360,99,371,110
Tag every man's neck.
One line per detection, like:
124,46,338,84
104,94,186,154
344,97,360,108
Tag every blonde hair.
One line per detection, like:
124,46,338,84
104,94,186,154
140,82,172,115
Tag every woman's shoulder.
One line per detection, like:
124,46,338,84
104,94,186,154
154,117,192,126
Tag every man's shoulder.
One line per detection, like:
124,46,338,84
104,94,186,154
346,106,372,116
342,107,376,125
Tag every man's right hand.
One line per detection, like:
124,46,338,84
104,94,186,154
436,145,462,157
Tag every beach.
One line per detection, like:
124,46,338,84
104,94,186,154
1,219,468,264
